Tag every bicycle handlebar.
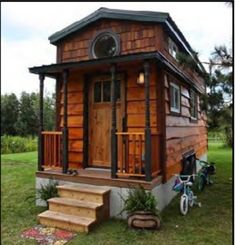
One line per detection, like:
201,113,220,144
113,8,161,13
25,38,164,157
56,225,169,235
173,174,197,183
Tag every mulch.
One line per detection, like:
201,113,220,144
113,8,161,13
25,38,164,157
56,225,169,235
21,225,77,245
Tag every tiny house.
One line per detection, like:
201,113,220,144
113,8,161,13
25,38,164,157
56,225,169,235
29,8,207,231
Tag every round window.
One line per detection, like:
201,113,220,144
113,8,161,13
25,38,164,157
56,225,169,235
91,32,120,59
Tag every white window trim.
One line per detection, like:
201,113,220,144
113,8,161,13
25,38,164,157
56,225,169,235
168,37,178,59
170,82,180,113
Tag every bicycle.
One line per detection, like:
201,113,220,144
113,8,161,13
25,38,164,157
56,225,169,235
196,158,216,191
172,174,201,215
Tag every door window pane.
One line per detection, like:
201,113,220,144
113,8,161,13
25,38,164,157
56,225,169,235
103,81,111,102
94,82,101,102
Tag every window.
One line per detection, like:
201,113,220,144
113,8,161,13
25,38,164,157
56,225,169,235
170,82,180,113
94,82,102,102
168,38,178,59
90,32,120,59
190,90,197,119
94,80,120,103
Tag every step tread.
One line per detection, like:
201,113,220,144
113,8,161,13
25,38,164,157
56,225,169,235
48,197,102,209
38,210,95,226
57,185,111,195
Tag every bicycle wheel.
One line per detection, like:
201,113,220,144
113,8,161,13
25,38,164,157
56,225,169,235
198,175,206,191
180,194,188,215
188,190,194,207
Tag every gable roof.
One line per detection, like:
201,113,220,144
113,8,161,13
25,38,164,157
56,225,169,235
49,8,169,44
49,7,205,73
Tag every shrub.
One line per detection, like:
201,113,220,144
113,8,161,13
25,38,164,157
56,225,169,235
121,185,159,216
36,179,59,207
1,135,37,154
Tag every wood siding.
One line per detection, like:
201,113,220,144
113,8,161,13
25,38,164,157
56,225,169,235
164,73,207,180
125,63,161,174
59,71,84,169
56,19,164,63
55,19,207,179
56,19,204,93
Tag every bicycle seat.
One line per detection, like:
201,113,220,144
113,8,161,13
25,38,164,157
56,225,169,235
186,182,193,186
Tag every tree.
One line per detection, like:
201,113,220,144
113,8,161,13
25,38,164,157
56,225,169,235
208,45,233,146
16,92,39,136
15,92,56,136
1,93,19,135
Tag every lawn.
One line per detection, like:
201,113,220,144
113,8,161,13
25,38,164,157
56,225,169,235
1,143,232,245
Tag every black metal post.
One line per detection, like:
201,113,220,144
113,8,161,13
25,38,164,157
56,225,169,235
62,69,69,173
144,61,152,181
38,73,44,171
111,64,118,178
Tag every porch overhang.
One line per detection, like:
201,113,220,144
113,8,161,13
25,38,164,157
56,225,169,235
29,51,205,94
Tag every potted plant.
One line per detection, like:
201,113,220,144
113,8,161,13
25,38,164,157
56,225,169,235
121,185,161,230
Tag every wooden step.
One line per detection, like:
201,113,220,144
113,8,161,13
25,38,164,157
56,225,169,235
48,197,102,219
57,185,111,204
38,210,95,233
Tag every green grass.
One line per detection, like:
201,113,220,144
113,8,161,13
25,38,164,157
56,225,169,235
1,144,232,245
1,151,37,164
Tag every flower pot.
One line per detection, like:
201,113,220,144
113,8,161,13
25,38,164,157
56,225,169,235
128,211,160,230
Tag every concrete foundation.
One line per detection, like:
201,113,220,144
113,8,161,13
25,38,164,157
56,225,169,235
36,153,207,219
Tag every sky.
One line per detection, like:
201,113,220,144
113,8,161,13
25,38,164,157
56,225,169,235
1,2,233,97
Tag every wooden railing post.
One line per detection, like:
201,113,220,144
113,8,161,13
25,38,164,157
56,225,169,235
111,64,118,178
144,61,152,181
38,73,44,171
62,69,69,174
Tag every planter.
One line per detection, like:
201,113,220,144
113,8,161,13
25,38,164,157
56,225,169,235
128,211,160,230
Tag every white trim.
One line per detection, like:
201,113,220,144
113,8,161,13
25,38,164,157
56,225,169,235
170,82,180,113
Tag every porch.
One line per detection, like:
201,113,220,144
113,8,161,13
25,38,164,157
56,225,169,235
29,52,171,183
39,130,162,185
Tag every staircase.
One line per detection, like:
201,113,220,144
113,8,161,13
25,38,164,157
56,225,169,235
38,185,111,233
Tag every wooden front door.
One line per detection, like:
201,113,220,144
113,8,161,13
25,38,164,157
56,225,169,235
89,75,125,168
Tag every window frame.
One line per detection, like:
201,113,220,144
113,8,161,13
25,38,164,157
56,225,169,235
169,81,181,115
168,37,179,60
89,31,120,59
93,79,121,104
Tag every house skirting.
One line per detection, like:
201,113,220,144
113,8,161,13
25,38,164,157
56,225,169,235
36,153,207,218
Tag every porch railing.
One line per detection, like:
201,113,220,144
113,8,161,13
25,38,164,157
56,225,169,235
116,132,161,178
41,131,62,169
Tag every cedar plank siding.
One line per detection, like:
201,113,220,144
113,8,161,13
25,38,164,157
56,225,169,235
125,63,160,174
60,72,84,169
164,73,207,180
56,19,164,63
56,18,207,177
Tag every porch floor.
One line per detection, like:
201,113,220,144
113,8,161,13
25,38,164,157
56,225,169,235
36,168,162,190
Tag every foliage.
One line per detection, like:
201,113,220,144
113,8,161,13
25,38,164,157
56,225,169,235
176,51,204,76
1,92,55,137
121,185,159,216
1,93,19,136
36,179,59,207
207,46,233,147
1,135,37,154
